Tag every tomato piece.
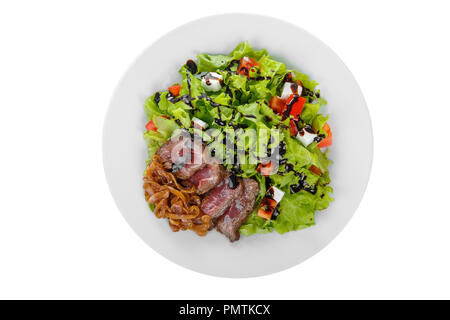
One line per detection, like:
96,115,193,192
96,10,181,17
283,94,306,118
309,165,323,176
168,84,181,97
257,161,276,177
269,96,285,114
145,120,157,131
317,123,332,148
284,72,293,82
238,56,260,77
289,120,298,136
258,197,277,220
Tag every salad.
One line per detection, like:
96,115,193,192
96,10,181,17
143,42,333,241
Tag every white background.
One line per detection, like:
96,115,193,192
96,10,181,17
0,0,449,299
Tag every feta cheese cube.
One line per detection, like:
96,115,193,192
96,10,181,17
269,186,285,203
296,127,317,147
258,186,285,220
201,72,223,92
280,82,303,100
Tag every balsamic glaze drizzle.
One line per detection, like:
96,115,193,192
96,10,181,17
283,94,299,119
226,59,240,71
286,170,317,195
226,171,239,189
154,92,161,105
248,76,272,81
185,59,198,74
271,204,281,220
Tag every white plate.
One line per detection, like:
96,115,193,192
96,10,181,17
103,14,373,278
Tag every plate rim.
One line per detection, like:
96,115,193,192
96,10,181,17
102,12,374,278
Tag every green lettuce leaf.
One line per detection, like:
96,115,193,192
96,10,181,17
258,55,286,77
143,93,163,120
197,54,233,72
229,41,268,60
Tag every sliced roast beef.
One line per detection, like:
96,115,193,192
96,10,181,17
216,178,259,242
155,136,185,170
174,145,205,179
200,178,243,219
155,135,205,179
188,164,225,194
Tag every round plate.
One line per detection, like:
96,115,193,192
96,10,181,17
103,14,373,278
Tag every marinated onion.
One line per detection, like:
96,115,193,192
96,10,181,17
143,155,210,236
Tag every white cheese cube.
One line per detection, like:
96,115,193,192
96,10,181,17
242,56,252,64
201,72,223,92
280,82,303,100
258,186,285,220
270,186,285,203
296,127,317,147
192,117,208,130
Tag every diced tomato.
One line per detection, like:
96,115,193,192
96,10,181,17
269,96,285,114
238,56,260,77
168,84,181,97
258,198,277,220
257,161,276,177
309,164,323,176
289,120,298,136
146,115,170,131
145,120,157,131
317,123,332,148
282,94,306,118
284,72,293,82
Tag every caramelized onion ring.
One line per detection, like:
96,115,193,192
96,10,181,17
143,155,210,236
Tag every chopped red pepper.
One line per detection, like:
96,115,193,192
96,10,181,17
257,161,276,177
145,115,170,131
317,123,332,148
282,94,306,118
258,197,277,220
284,72,293,82
309,165,323,176
145,120,157,131
289,120,298,136
269,96,286,114
238,56,260,78
168,84,181,97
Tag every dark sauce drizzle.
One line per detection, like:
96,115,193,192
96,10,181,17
226,171,239,189
248,76,272,81
225,86,233,99
314,134,326,143
185,59,198,74
271,204,281,220
283,94,299,119
215,118,227,126
283,72,293,82
226,59,240,71
154,92,161,105
287,172,317,195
